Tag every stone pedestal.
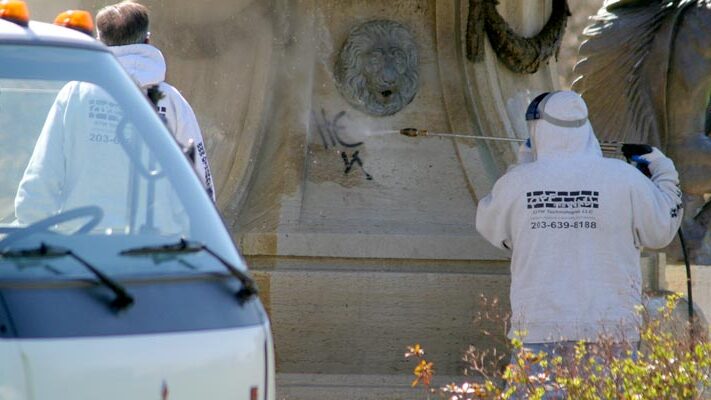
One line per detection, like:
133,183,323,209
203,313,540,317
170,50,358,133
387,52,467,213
203,0,559,377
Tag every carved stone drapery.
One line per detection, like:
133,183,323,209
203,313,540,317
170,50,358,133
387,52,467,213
467,0,570,74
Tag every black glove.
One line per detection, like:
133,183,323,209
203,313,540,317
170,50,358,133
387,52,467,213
621,143,653,177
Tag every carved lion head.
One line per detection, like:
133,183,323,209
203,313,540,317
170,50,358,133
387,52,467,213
335,20,419,117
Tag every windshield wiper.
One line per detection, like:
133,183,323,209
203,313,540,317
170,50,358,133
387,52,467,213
119,238,258,303
1,243,134,310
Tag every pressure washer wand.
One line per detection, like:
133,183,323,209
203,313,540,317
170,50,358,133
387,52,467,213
401,128,526,143
399,128,624,155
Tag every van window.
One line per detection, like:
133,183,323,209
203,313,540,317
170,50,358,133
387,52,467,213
0,45,242,279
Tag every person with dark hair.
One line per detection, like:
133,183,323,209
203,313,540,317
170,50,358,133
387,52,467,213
95,1,214,201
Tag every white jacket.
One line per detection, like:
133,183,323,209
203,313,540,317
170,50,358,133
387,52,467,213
111,44,215,201
15,82,187,233
476,91,683,343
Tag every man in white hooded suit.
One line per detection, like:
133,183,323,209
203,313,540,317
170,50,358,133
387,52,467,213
476,90,683,396
15,1,214,232
94,0,214,202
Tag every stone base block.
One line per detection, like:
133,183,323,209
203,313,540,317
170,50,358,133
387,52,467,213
248,256,511,376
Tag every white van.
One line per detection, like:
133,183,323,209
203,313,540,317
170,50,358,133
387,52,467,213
0,3,275,399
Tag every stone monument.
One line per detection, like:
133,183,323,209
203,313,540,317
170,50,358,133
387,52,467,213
29,0,568,396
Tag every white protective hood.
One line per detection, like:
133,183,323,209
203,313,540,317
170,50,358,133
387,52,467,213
529,91,603,160
110,44,166,89
109,44,216,202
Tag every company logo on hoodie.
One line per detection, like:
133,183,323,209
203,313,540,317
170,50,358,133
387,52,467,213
527,190,599,209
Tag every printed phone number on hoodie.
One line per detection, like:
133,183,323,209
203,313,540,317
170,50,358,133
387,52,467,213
530,221,597,230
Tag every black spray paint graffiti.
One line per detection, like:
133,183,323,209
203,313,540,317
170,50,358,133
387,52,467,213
313,109,373,180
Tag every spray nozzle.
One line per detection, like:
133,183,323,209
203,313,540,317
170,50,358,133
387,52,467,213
400,128,428,137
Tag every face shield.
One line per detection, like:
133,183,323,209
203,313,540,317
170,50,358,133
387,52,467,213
525,91,588,128
524,91,601,159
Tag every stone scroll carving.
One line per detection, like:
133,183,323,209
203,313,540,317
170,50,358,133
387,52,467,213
334,20,419,117
466,0,570,74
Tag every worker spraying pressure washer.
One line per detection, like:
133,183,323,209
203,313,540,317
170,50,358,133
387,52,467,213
474,90,683,397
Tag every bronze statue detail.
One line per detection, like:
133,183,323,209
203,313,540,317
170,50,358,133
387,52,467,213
573,0,711,263
334,20,419,117
466,0,570,74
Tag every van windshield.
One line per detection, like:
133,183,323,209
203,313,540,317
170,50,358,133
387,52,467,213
0,45,242,279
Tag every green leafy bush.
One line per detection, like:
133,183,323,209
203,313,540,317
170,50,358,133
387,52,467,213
406,294,711,399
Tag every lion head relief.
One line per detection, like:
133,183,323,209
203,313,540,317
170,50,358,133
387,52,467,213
334,20,419,117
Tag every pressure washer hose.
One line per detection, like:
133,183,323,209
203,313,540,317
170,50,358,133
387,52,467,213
678,229,694,324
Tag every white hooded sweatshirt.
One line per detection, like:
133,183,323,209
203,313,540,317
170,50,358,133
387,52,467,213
15,81,188,233
476,91,683,343
111,44,215,201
